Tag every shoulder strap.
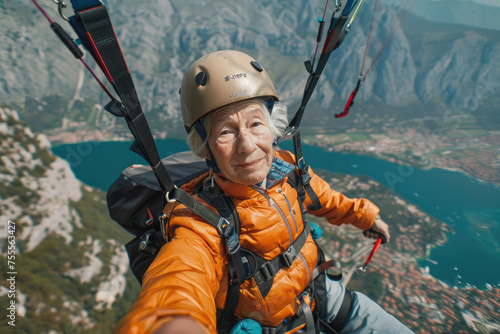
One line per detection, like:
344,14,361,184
67,1,175,194
196,180,242,334
286,137,322,212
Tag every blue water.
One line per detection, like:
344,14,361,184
52,139,500,289
51,139,191,190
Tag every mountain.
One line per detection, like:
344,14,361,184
1,0,499,138
410,0,500,31
1,2,499,332
0,107,140,333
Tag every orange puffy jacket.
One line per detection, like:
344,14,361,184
114,150,379,334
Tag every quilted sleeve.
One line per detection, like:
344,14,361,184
114,210,226,334
304,165,379,230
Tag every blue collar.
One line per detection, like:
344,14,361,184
259,156,296,189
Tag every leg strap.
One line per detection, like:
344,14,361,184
298,295,316,334
328,288,353,333
261,292,318,334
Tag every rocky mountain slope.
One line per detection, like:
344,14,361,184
0,107,140,333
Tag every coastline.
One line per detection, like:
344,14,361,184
312,142,500,188
50,131,500,188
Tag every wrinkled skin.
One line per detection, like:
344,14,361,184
208,101,274,185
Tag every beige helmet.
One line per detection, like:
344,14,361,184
180,50,279,131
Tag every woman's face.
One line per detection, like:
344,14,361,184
208,101,274,185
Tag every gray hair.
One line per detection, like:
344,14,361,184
187,98,289,159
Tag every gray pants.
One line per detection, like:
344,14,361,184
323,277,415,334
230,277,415,334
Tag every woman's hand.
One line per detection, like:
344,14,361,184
364,216,390,243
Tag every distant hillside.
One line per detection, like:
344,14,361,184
0,107,140,333
410,0,500,31
1,0,499,140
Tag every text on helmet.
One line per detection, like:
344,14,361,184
224,73,248,81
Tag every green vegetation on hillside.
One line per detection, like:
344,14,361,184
0,186,140,333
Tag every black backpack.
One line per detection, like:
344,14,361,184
107,151,211,283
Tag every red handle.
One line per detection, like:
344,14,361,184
362,237,382,270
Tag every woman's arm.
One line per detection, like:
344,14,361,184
114,221,224,334
302,166,380,231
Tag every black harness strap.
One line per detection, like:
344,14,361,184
298,295,316,334
253,221,312,287
329,289,353,333
292,132,322,211
196,180,245,334
301,165,322,211
69,3,175,194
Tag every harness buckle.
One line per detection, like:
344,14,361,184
281,244,297,268
138,230,158,256
261,262,277,281
262,327,277,334
300,165,312,185
218,218,241,255
203,169,216,191
217,217,233,238
52,0,70,21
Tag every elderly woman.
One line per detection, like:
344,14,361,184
115,50,413,334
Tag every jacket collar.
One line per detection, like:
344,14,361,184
266,155,296,188
215,153,295,199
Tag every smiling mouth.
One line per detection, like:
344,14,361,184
236,158,263,169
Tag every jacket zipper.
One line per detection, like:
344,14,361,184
277,188,298,233
251,186,293,244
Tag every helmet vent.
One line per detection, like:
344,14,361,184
195,71,208,86
251,61,263,72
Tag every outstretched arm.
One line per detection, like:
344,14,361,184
300,165,380,231
114,220,224,334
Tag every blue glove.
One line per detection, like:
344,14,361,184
310,222,322,239
229,319,262,334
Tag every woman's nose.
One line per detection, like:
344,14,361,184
237,130,256,153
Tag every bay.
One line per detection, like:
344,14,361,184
52,139,500,289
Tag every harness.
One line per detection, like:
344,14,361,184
192,166,352,334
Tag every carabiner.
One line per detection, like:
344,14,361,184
52,0,70,21
335,0,342,11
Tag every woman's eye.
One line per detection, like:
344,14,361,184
252,122,262,127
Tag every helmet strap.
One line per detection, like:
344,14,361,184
193,120,221,173
193,121,207,142
266,99,275,114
